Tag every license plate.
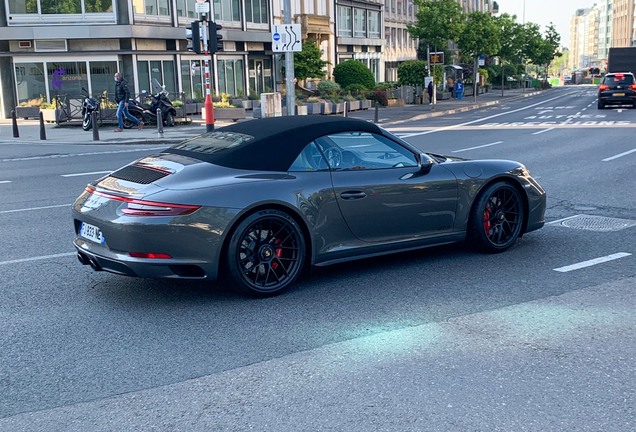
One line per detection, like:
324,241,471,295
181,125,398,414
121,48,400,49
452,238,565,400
614,92,625,96
80,222,105,244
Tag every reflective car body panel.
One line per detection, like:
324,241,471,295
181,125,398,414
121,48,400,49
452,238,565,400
71,117,546,283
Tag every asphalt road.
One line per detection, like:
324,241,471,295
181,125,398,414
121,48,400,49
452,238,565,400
1,86,635,430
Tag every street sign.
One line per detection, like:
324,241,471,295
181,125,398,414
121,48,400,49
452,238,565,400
195,1,209,13
272,24,302,52
478,55,485,66
429,52,444,65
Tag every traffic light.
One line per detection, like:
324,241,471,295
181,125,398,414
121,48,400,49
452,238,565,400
186,21,201,54
209,21,223,54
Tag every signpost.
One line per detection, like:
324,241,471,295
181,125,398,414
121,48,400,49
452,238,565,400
272,19,301,115
478,55,485,66
429,52,444,65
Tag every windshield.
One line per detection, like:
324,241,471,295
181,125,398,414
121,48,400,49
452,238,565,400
170,132,255,155
604,75,634,86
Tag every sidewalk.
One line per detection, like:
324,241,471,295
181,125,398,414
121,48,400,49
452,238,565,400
0,88,545,145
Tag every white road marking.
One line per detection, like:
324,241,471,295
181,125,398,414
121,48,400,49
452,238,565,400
547,215,581,225
582,108,587,111
0,252,77,266
1,147,166,163
399,92,578,138
553,253,632,273
451,141,503,153
617,109,624,113
0,180,11,184
61,170,112,178
532,128,554,135
602,147,636,161
0,204,71,214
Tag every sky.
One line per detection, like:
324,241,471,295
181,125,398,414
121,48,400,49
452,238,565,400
497,0,595,48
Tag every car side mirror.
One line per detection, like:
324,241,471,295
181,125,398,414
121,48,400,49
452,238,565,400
418,153,434,173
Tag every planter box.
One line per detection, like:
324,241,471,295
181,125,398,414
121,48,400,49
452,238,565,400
347,100,361,111
332,102,345,113
321,103,333,115
386,99,405,108
295,105,308,115
99,108,118,122
251,100,261,109
41,109,69,123
15,106,40,119
240,100,253,109
196,103,205,113
185,103,198,114
362,100,372,110
304,103,322,115
202,107,246,121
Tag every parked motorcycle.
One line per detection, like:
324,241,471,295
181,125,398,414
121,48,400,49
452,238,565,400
127,79,177,127
81,88,99,131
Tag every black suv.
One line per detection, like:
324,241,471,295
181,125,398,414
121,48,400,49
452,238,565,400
598,72,636,109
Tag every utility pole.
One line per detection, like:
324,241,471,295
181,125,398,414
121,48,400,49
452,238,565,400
283,0,295,116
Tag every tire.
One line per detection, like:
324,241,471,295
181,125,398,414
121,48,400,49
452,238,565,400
597,100,604,109
82,114,92,131
468,181,525,253
123,111,143,129
164,111,175,127
226,210,306,297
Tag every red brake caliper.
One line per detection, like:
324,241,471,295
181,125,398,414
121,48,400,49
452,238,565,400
483,205,492,234
272,238,282,270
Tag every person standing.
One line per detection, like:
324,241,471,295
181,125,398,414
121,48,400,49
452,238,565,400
114,73,143,132
427,80,434,105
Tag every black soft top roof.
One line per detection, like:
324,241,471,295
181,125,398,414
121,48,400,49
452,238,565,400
165,116,382,171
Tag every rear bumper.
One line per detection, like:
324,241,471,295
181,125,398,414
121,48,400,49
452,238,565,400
599,92,636,104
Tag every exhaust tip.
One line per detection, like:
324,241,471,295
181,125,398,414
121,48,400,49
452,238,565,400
77,252,90,266
89,258,102,272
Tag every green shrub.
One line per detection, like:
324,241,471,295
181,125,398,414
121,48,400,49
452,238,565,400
317,80,341,97
333,60,376,90
306,97,321,103
344,83,368,93
368,90,388,107
397,60,428,87
172,100,183,108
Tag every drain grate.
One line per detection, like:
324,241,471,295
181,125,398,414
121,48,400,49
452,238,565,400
557,215,636,232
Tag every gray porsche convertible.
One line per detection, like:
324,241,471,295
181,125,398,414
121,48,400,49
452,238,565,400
72,116,546,296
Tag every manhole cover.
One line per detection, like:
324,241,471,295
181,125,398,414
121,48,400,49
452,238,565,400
558,215,636,232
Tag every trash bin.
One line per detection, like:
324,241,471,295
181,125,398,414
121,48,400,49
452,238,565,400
455,82,464,100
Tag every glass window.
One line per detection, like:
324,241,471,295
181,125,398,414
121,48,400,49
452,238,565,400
217,59,245,96
41,0,81,14
186,0,196,17
47,62,88,98
246,0,268,23
289,143,329,172
14,62,45,104
8,0,38,13
84,0,113,12
176,0,185,16
214,0,241,22
90,61,117,98
604,74,634,85
354,9,366,38
137,61,150,93
337,6,352,37
368,11,380,38
181,61,192,99
162,60,175,95
317,132,417,170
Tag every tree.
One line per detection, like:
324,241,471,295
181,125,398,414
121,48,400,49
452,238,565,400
522,22,562,83
495,13,523,95
407,0,464,54
290,40,330,81
457,12,501,101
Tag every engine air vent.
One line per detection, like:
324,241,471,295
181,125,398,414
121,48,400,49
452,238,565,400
110,165,170,184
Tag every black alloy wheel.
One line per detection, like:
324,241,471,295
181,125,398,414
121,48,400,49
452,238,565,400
469,182,525,253
597,100,604,109
227,210,306,297
164,111,175,127
82,114,92,131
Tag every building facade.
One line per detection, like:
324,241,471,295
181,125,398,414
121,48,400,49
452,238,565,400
383,0,417,82
611,0,634,47
597,0,613,64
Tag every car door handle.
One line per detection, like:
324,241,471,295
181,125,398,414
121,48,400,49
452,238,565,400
340,191,367,200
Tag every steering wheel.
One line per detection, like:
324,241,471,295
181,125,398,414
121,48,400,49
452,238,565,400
323,147,343,169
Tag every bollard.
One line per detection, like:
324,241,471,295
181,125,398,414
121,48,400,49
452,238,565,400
91,111,100,141
157,109,164,138
374,101,379,123
343,103,348,118
11,109,19,138
39,111,46,140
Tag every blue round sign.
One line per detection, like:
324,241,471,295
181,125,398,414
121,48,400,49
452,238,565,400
273,32,281,42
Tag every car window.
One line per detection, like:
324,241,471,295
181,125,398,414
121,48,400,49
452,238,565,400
316,132,418,171
288,142,329,172
604,75,634,85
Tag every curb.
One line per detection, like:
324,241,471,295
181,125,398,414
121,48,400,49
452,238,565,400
382,90,549,126
0,138,185,146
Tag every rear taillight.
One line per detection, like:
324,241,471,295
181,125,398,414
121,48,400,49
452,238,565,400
86,186,200,216
599,84,608,91
129,252,172,259
631,84,636,90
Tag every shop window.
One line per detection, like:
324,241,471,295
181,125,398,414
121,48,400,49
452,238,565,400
138,61,150,94
8,0,113,17
337,6,351,37
213,0,241,22
218,58,245,96
137,60,177,96
47,62,88,98
14,62,45,104
90,61,118,97
354,9,366,38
